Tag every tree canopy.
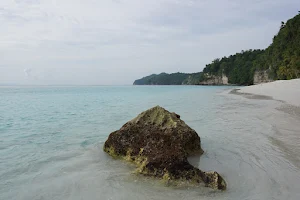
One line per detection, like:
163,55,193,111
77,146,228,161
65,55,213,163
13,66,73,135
133,13,300,85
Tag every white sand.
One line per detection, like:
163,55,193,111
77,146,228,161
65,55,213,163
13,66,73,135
238,79,300,107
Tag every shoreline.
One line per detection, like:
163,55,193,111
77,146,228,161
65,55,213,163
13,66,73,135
229,88,274,100
229,79,300,169
234,79,300,107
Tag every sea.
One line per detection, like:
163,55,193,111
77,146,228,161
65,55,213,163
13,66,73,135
0,86,299,200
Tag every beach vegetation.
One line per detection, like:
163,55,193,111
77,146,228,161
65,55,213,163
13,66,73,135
134,12,300,85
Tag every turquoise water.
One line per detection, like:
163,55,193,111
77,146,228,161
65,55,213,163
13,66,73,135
1,86,299,200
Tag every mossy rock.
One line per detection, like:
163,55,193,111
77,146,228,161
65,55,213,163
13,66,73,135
104,106,226,190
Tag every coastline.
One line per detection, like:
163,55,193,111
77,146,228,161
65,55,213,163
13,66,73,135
2,85,300,199
234,79,300,107
229,78,300,169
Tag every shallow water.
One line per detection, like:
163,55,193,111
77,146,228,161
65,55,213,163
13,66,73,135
0,86,299,200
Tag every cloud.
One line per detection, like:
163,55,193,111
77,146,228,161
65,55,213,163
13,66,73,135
23,68,32,77
0,0,299,85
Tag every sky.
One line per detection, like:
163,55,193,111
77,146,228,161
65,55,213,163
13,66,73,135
0,0,299,85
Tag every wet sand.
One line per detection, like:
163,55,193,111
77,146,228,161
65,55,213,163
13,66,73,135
231,79,300,169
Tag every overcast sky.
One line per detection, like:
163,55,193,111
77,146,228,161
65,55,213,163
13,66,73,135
0,0,299,85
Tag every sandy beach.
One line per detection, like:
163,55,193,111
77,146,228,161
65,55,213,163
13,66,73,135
232,79,300,170
237,79,300,107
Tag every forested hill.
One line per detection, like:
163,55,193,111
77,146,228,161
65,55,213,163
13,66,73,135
133,73,191,85
133,12,300,85
259,12,300,80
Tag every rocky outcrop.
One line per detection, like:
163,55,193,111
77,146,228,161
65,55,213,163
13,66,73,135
199,74,228,85
103,106,226,190
253,70,273,84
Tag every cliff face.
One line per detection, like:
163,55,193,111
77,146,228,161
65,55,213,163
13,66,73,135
199,74,228,85
182,72,204,85
253,70,273,84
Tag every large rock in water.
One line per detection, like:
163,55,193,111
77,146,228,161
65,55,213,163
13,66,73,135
104,106,226,190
